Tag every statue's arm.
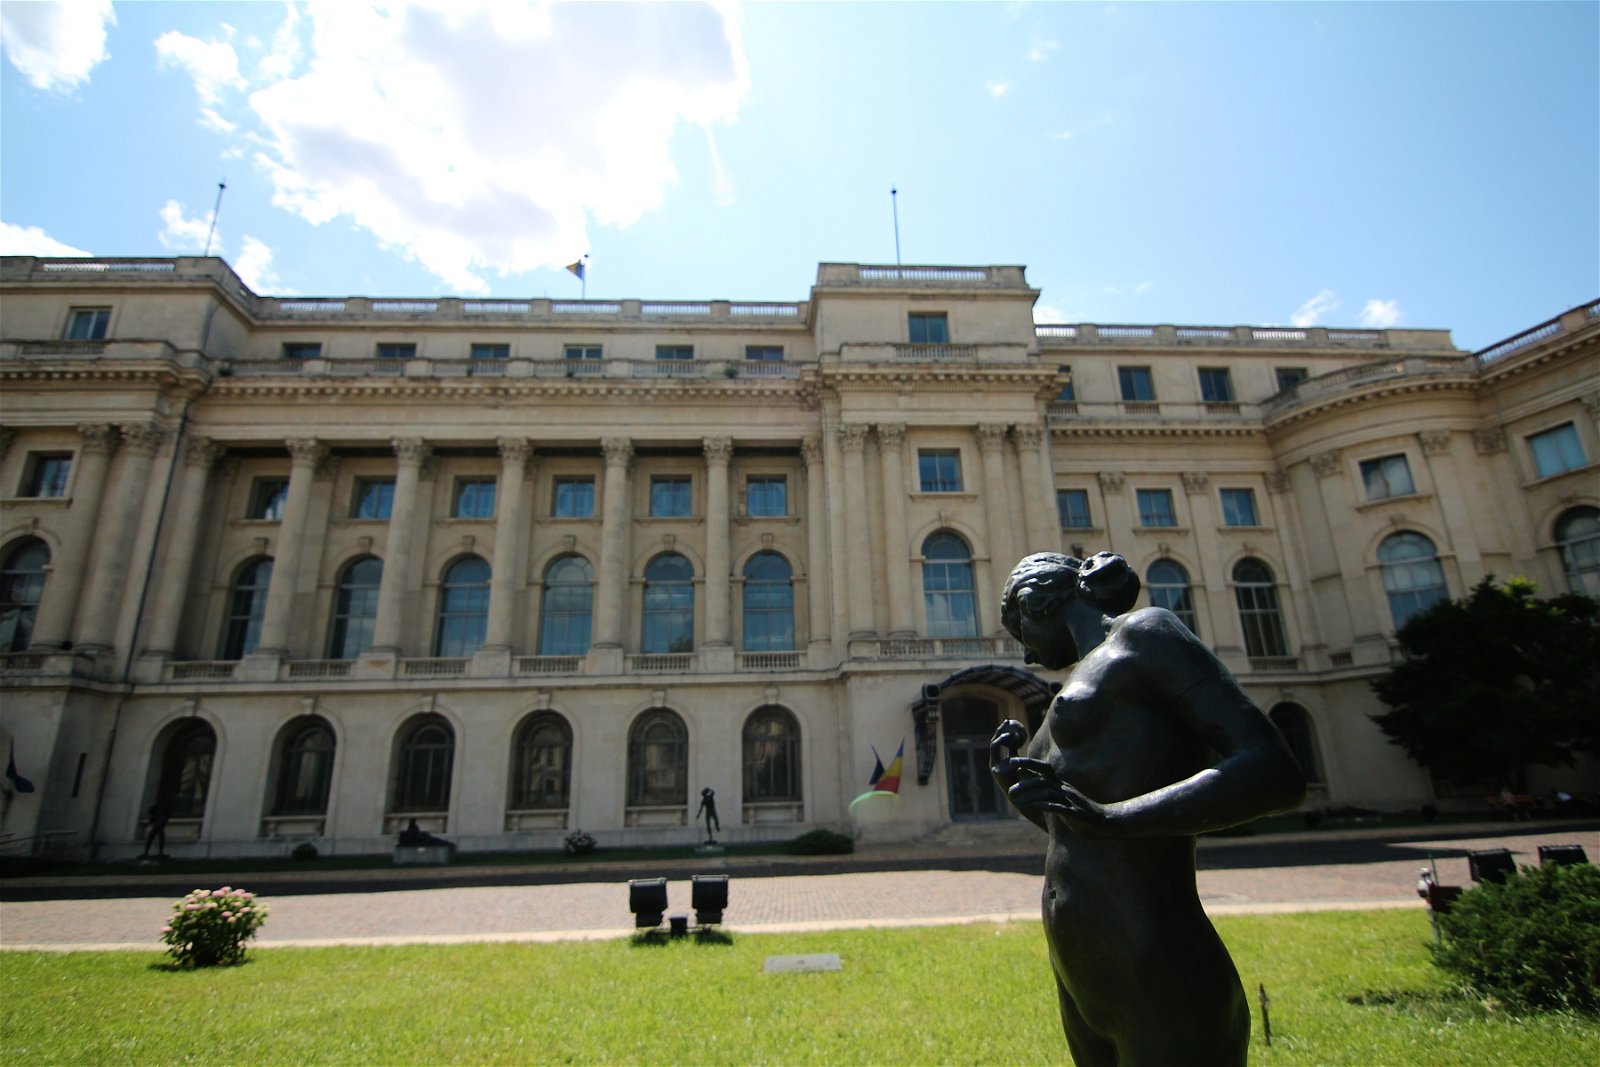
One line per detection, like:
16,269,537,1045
991,717,1053,832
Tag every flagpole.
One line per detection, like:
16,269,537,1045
204,181,227,257
891,187,901,265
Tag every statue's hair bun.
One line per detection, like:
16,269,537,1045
1077,552,1141,615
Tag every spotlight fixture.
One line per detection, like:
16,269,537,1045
629,877,668,928
692,874,729,925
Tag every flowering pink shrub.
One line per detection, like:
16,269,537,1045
160,887,269,968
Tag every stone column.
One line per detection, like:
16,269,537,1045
1264,468,1324,652
977,424,1014,577
1179,470,1223,639
875,424,914,637
702,437,733,648
29,424,115,650
74,423,164,655
593,437,633,651
371,438,429,655
484,438,532,653
1417,430,1484,587
839,423,874,639
801,435,831,653
1011,423,1055,555
140,435,222,659
253,438,327,658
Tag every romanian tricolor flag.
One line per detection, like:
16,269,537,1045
871,741,904,794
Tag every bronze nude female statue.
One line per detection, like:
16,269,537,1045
990,551,1305,1067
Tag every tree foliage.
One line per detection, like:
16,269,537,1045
1370,577,1600,785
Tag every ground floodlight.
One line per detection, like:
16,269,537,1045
692,874,729,925
629,877,668,928
1467,848,1517,884
1538,843,1589,867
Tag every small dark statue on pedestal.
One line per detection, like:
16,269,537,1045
696,787,721,845
992,552,1305,1067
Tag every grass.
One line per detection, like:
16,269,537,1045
3,911,1597,1065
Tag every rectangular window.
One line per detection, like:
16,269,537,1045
376,343,416,361
908,312,949,344
1056,366,1075,402
745,345,784,362
470,343,510,361
746,475,788,517
650,475,692,517
1275,367,1308,391
248,477,289,520
563,344,602,361
352,478,395,519
1057,488,1092,529
918,450,963,493
655,344,694,361
64,307,110,340
453,477,497,518
19,453,72,498
1359,454,1416,500
282,342,321,360
1136,488,1177,528
1118,366,1156,402
1220,488,1259,527
552,476,596,518
1528,422,1587,479
1198,367,1235,403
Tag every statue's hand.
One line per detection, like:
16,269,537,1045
990,719,1030,787
1007,758,1112,835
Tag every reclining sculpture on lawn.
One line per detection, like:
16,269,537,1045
991,551,1306,1067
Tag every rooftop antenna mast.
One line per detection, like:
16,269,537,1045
891,186,901,265
203,181,227,257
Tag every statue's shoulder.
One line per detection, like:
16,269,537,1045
1115,605,1194,642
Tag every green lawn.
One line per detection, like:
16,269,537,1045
3,911,1596,1065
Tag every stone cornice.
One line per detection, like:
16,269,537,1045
1262,374,1478,435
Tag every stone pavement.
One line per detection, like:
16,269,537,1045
1,822,1593,952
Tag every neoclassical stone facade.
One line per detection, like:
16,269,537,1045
1,256,1595,859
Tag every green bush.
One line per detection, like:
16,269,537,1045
784,828,853,855
161,887,269,968
1435,862,1600,1012
290,842,319,861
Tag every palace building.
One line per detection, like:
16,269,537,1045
1,256,1595,859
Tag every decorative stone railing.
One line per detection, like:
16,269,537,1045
1047,400,1262,424
738,651,804,671
513,656,582,675
817,263,1029,288
217,357,801,382
872,636,1024,660
627,653,695,672
1261,356,1474,416
1036,323,1396,349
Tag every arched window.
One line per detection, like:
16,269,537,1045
392,715,454,812
628,708,687,807
538,555,593,656
642,554,694,654
0,538,49,652
1378,532,1449,629
221,557,273,659
329,556,382,659
156,721,216,819
434,556,490,657
1269,704,1323,785
510,713,572,809
1146,558,1198,636
743,706,801,802
272,717,335,815
923,532,977,638
1233,558,1287,658
742,552,794,651
1555,506,1600,597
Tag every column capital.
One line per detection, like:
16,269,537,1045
1471,427,1506,455
1097,470,1125,492
1012,423,1044,451
876,423,906,450
77,423,117,454
1181,471,1209,494
120,422,166,456
977,423,1008,453
286,437,328,467
837,423,869,453
392,437,432,466
602,436,634,467
801,435,823,468
1309,448,1342,478
183,435,223,470
702,436,734,465
498,437,534,467
1264,469,1289,494
1417,430,1451,456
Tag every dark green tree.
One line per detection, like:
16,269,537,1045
1370,577,1600,787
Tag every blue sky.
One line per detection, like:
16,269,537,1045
2,1,1595,350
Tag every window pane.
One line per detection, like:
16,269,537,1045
1556,506,1600,597
539,556,593,655
248,478,289,520
282,343,321,360
1360,454,1415,500
655,345,694,360
743,707,800,802
908,313,949,344
376,343,416,360
1233,559,1287,657
353,479,394,519
0,539,49,652
1118,367,1155,401
643,554,694,652
1057,488,1091,528
742,553,794,651
1275,367,1308,391
1529,423,1586,478
395,718,453,811
629,711,687,806
747,476,787,517
650,476,691,517
1137,489,1176,527
276,721,335,815
1199,367,1234,402
454,479,496,518
513,715,572,808
1379,532,1448,629
918,451,962,492
563,345,602,361
470,343,510,360
434,557,490,656
23,455,71,498
1146,559,1198,636
158,724,216,819
1220,488,1259,527
922,533,977,637
330,556,383,659
65,308,110,340
222,558,273,658
553,477,595,518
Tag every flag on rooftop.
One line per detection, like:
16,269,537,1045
565,258,586,281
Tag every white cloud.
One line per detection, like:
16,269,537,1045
1027,37,1058,62
1291,289,1340,327
0,220,91,256
987,80,1010,98
233,235,289,293
1033,302,1067,323
1360,298,1402,328
155,30,246,105
158,199,215,252
160,1,750,294
1,0,115,91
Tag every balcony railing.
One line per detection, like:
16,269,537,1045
1248,656,1302,672
168,660,238,681
402,657,468,677
872,636,1023,660
738,651,803,671
1037,323,1402,349
627,653,695,672
214,357,801,382
1047,400,1260,424
1262,355,1474,416
514,656,582,675
286,660,353,679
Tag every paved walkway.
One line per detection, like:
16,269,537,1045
1,823,1593,952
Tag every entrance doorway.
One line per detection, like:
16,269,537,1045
943,695,1005,819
